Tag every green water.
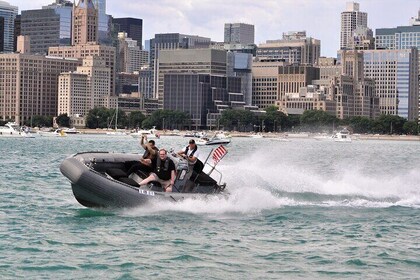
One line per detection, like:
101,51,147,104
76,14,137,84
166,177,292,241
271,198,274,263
0,135,419,279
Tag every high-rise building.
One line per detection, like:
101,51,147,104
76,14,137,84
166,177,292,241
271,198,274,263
113,17,143,48
224,23,255,45
43,0,73,46
363,48,419,121
0,53,80,124
256,31,321,65
72,0,98,45
116,32,143,73
21,9,61,55
149,33,211,99
0,1,18,52
92,0,111,45
163,73,244,129
50,0,116,96
49,44,116,96
157,48,227,109
375,10,420,120
340,2,367,50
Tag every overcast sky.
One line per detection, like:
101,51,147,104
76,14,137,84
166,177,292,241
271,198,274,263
8,0,420,57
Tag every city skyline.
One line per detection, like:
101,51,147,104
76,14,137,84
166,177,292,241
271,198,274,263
8,0,420,57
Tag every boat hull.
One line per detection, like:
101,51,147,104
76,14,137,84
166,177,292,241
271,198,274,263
60,152,226,208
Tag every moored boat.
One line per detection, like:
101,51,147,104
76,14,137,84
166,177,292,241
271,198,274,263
0,122,34,138
60,147,229,208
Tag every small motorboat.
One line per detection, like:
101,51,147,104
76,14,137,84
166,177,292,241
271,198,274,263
62,127,80,134
60,147,228,208
333,128,352,142
38,128,67,137
130,126,160,139
196,132,231,145
0,122,34,138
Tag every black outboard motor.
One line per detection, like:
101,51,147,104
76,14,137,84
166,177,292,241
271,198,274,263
172,159,190,193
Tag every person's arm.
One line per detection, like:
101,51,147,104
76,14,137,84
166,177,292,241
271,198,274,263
170,170,176,185
140,158,152,166
140,136,147,149
145,143,156,156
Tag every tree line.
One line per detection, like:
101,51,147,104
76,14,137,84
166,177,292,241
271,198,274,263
3,106,418,135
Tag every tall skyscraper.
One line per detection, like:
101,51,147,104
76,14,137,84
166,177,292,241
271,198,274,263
363,49,419,121
224,23,254,45
113,17,143,48
375,10,420,120
0,1,18,52
72,0,98,45
92,0,110,44
21,9,61,55
43,0,73,46
340,2,367,50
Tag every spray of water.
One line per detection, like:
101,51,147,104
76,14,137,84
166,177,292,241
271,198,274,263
125,147,420,216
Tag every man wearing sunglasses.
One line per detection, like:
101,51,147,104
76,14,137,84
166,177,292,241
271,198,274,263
139,149,176,192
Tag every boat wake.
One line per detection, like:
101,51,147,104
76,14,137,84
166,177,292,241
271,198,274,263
124,149,420,215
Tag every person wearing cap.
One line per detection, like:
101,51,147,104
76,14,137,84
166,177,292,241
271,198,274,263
177,139,200,165
177,139,202,181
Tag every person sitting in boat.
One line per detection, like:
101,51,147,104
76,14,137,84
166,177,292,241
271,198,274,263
139,149,176,192
177,139,203,180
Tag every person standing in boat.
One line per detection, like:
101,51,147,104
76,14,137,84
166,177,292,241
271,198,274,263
177,139,202,180
139,149,176,192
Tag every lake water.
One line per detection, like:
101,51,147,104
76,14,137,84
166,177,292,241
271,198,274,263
0,135,419,279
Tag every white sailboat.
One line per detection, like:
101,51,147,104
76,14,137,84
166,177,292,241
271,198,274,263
106,104,128,136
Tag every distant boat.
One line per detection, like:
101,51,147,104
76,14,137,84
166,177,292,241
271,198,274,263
37,128,67,137
106,103,128,136
62,127,80,134
196,132,231,145
249,132,263,139
130,126,160,139
0,122,34,138
333,128,352,142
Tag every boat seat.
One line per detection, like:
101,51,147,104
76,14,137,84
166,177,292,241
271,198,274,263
118,177,139,187
106,168,128,179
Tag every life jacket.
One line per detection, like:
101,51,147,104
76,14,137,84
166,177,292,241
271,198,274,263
156,156,170,173
184,145,197,158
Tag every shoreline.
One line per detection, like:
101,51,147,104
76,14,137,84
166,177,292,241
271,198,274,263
74,128,420,141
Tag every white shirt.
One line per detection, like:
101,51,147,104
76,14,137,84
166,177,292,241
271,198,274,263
185,146,200,164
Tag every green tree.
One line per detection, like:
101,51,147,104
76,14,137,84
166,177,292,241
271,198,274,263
346,116,372,134
56,114,71,127
142,110,191,130
403,121,418,135
372,114,406,134
86,107,113,129
300,110,338,132
128,111,146,129
264,106,288,132
30,115,53,127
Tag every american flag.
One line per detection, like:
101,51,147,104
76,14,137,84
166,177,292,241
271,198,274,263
212,145,228,165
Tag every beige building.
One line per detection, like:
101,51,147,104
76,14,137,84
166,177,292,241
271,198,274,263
251,60,285,110
48,44,116,95
0,53,80,124
58,72,89,125
58,56,112,127
72,0,98,45
277,86,336,115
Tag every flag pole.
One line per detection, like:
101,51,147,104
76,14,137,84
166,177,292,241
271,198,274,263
208,146,227,176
